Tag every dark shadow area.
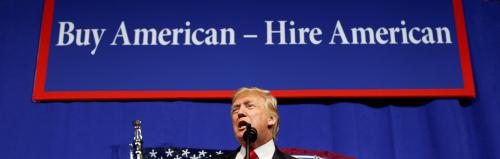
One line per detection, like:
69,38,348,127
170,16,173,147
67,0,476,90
458,98,475,107
279,98,436,108
170,97,475,108
37,97,476,108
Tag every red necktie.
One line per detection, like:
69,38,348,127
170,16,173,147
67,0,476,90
249,150,258,159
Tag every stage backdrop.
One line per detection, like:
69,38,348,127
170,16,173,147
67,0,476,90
1,0,500,159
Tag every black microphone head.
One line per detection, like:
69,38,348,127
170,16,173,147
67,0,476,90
243,123,258,143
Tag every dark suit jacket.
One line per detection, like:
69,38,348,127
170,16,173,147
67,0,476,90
214,146,296,159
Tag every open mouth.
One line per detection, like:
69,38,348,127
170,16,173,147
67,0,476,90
237,120,249,130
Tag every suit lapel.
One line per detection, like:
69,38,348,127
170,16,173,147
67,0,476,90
272,148,286,159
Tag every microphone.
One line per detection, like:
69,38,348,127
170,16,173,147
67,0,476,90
243,123,258,144
243,123,258,159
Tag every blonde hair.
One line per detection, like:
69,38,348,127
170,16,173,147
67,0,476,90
232,87,279,139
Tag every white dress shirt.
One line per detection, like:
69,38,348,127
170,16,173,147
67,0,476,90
235,139,276,159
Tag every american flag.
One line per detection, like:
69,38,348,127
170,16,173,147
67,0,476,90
142,147,226,159
141,147,355,159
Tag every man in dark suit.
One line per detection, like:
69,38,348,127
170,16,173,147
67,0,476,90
216,87,296,159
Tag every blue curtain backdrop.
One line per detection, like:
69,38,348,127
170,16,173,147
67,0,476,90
1,0,499,159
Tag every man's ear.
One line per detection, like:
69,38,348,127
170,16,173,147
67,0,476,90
267,115,277,126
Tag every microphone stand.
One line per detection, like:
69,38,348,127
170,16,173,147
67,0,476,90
244,124,257,159
246,137,250,159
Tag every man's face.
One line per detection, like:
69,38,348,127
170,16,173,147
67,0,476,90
231,93,275,146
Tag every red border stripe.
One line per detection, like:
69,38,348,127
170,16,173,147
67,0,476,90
33,0,54,101
452,0,476,97
33,89,468,101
